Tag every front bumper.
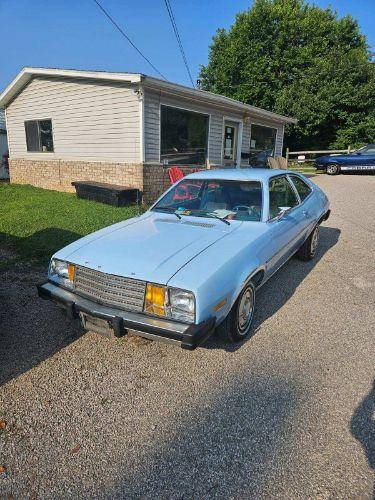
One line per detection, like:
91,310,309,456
37,281,215,350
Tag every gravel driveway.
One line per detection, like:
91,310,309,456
0,174,374,498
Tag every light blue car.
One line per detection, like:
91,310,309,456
38,169,330,349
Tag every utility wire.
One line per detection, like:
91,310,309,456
94,0,167,80
163,0,195,87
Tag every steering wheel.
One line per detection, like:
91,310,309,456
233,205,260,218
233,205,250,212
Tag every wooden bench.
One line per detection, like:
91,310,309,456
71,181,140,207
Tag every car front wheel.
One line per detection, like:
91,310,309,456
216,282,256,343
326,163,340,175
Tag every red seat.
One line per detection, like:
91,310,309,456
168,166,185,184
168,166,201,201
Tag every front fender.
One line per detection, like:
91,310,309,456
195,255,262,326
168,224,266,324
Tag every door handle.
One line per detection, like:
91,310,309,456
302,210,309,217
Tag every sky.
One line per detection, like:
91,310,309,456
1,0,374,92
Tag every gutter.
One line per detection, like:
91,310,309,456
143,76,297,124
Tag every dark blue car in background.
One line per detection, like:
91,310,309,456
315,144,375,175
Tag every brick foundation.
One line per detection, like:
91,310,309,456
8,158,209,205
9,158,143,192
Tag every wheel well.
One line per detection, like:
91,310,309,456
318,209,330,225
251,269,265,288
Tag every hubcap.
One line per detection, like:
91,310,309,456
327,164,337,174
311,227,319,255
237,287,255,334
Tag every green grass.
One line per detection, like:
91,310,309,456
0,184,142,265
287,164,323,174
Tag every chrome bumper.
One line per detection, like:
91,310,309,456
37,281,215,350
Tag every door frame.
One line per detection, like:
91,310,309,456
221,116,243,168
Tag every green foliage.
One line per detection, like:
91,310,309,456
200,0,374,150
0,184,141,264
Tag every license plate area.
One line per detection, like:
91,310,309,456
80,312,114,337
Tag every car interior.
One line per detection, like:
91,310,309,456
153,179,263,221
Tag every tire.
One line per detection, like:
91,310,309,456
297,225,320,261
326,163,340,175
216,282,256,343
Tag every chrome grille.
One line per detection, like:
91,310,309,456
74,266,146,312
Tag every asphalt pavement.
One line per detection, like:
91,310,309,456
0,173,374,498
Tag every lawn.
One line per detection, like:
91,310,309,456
0,184,141,265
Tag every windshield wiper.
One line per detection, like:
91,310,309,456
153,207,181,219
180,209,231,225
204,213,230,225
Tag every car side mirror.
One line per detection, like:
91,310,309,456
356,152,362,155
276,206,292,221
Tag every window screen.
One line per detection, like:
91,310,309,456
160,106,208,165
25,121,40,152
25,119,54,152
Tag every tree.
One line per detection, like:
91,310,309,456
200,0,375,150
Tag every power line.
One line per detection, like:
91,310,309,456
163,0,195,87
93,0,167,80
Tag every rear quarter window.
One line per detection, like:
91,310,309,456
290,176,312,202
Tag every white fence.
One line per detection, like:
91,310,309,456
286,146,351,163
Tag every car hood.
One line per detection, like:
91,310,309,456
316,154,347,162
55,212,239,284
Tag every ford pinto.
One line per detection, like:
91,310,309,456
37,169,330,349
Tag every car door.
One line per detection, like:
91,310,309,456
287,174,316,238
354,145,375,170
264,175,304,277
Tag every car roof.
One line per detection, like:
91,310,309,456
184,168,293,182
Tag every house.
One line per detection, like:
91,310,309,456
0,67,296,203
0,108,7,157
0,108,8,179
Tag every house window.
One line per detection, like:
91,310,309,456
249,124,277,167
160,105,208,165
25,119,54,152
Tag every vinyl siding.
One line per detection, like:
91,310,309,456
144,89,285,166
6,77,140,162
144,89,245,166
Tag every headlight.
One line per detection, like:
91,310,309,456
49,258,75,289
144,283,195,323
168,288,195,323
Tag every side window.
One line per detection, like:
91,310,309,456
290,176,312,202
269,176,299,219
24,119,54,152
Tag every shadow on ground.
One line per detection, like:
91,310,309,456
106,375,301,498
0,227,83,265
205,225,341,351
0,229,83,387
351,379,375,496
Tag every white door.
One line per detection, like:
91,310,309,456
223,121,239,167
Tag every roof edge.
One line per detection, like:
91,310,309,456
0,67,297,124
0,67,142,108
143,76,297,124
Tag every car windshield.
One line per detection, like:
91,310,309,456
152,179,263,222
355,144,375,154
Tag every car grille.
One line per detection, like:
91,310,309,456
74,265,146,312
